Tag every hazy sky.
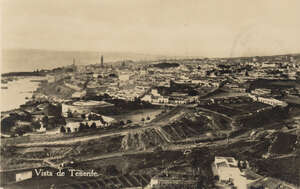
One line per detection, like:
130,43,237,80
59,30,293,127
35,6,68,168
2,0,300,57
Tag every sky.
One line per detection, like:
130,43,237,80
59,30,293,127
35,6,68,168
1,0,300,57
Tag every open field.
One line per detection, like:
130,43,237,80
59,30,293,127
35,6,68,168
254,156,300,186
236,107,290,129
200,104,243,117
109,108,163,123
249,79,300,90
201,88,246,99
226,102,270,113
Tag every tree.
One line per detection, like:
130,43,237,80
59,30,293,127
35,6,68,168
146,116,150,121
81,114,86,119
91,122,96,129
153,146,163,152
85,122,90,129
141,118,145,122
15,127,25,136
1,144,17,157
245,70,249,76
32,121,41,130
106,165,119,176
103,93,110,98
88,114,92,121
134,97,141,103
42,116,49,126
67,111,73,118
1,117,16,133
126,120,132,124
109,73,118,78
188,89,198,96
79,123,85,131
14,125,32,136
99,115,105,123
119,120,125,126
60,126,66,133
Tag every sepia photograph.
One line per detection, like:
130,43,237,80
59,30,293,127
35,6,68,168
1,0,300,188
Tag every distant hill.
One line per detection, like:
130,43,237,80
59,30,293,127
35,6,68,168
152,62,180,69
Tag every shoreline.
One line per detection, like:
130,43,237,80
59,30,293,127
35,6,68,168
1,76,44,112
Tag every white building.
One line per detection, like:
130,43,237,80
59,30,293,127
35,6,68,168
16,171,32,182
145,177,197,189
151,89,160,96
257,97,288,107
64,114,116,133
119,73,130,81
248,94,288,107
261,63,276,68
251,88,271,96
64,120,103,133
158,96,169,104
213,157,250,189
141,95,152,102
37,122,46,132
71,90,87,99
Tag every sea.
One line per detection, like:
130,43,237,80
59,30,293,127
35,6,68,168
1,49,171,111
1,77,42,112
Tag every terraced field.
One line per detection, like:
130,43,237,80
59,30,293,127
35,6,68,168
160,111,229,142
120,109,229,149
121,128,168,151
200,101,271,118
55,174,152,189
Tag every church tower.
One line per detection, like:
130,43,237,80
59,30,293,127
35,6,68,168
101,55,104,67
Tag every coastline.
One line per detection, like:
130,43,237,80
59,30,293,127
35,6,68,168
1,76,45,112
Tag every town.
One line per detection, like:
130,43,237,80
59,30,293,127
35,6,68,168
1,53,300,189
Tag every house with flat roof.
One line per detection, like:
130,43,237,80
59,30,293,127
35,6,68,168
16,171,32,182
213,156,253,189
